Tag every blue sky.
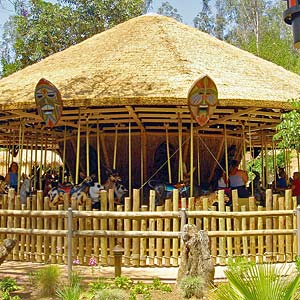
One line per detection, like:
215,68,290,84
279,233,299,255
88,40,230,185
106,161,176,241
0,0,200,34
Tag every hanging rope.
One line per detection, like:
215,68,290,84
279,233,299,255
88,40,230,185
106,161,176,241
165,124,172,184
113,124,118,170
198,135,225,173
139,136,191,190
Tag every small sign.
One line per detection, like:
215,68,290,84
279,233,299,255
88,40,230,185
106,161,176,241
35,78,62,127
188,75,218,127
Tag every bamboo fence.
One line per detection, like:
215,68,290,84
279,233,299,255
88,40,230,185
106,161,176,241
0,188,298,268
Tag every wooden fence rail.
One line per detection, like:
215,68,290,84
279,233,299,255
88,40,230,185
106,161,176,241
0,188,299,269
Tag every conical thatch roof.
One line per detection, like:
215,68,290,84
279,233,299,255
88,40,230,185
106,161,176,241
0,14,300,111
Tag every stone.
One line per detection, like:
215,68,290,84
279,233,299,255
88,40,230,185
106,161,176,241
0,239,17,265
177,225,215,287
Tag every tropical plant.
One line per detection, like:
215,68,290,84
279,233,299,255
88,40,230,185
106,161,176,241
209,263,300,300
30,264,61,297
273,99,300,153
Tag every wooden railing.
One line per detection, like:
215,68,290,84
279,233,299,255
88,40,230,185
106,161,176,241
0,188,299,269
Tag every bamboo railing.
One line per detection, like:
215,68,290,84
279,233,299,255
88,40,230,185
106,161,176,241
0,188,298,268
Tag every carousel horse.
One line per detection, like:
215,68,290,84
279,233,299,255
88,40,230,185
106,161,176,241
48,169,128,208
48,176,96,207
20,175,32,204
0,179,9,195
248,170,265,206
148,179,201,206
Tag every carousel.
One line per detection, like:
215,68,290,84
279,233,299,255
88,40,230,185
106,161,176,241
0,14,300,203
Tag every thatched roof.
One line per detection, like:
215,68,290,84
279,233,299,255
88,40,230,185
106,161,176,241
0,14,300,111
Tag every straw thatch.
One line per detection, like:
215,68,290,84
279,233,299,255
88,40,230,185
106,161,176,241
0,14,300,111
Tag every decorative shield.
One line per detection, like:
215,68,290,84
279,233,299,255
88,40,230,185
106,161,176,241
188,75,218,127
35,78,63,127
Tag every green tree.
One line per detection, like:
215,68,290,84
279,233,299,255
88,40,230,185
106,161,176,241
273,100,300,153
193,0,214,34
0,0,151,77
157,1,183,22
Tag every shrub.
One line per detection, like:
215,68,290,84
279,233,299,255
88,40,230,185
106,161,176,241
30,265,61,297
94,288,127,300
179,276,205,299
56,271,82,300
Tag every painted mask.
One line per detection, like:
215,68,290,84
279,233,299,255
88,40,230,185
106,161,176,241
35,78,62,127
188,75,218,127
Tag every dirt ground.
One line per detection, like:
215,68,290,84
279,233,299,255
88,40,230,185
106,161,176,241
0,261,185,299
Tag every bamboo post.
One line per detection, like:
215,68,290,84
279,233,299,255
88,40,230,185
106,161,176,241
178,115,183,181
241,205,248,259
164,199,171,267
75,112,81,185
285,189,293,261
116,204,123,245
44,196,50,263
257,206,264,263
124,196,131,266
96,119,101,184
149,190,155,266
249,196,256,262
67,208,73,281
140,130,145,204
86,117,90,177
188,197,195,225
226,206,232,259
224,125,229,185
203,198,209,231
166,125,172,183
93,207,100,264
108,189,115,265
25,196,31,261
39,137,43,190
172,189,179,266
20,203,26,261
293,196,297,259
272,194,279,260
50,204,57,264
57,204,64,264
17,120,23,194
78,205,85,264
278,198,285,262
242,124,246,170
297,206,300,258
100,190,108,265
31,194,37,262
85,199,92,264
156,205,163,266
232,190,241,255
190,120,194,195
36,190,43,263
140,205,148,267
181,197,186,209
210,205,217,264
113,125,118,170
197,136,201,186
128,122,132,198
218,190,226,265
248,122,254,196
132,189,140,266
265,189,273,262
